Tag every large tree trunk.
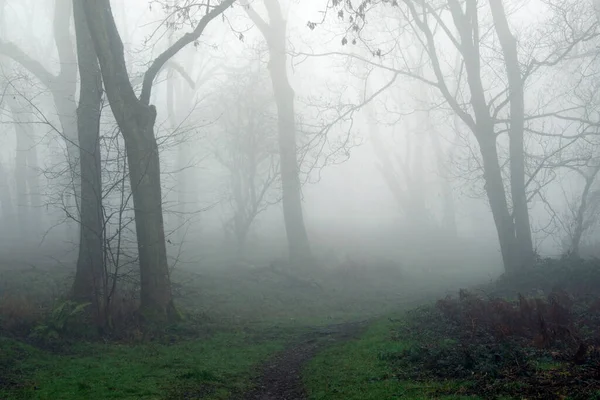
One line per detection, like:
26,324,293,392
82,0,233,322
82,1,175,323
122,107,176,320
477,133,520,272
72,0,105,314
245,0,312,266
489,0,534,267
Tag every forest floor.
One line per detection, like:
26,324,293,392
3,256,599,399
0,258,455,400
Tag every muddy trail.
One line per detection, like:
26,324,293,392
238,319,371,400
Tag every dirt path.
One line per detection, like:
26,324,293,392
239,320,371,400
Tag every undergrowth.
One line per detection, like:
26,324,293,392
386,288,600,399
306,258,600,400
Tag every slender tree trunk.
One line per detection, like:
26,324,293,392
24,125,42,226
570,167,600,256
571,188,590,257
270,54,312,264
50,0,80,240
166,66,191,242
489,0,534,267
8,99,29,239
245,0,312,266
430,130,457,236
72,0,105,314
0,161,16,238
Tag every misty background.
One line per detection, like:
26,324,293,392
0,0,598,301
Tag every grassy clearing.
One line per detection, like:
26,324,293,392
0,331,284,400
0,257,479,399
0,262,432,399
303,316,478,400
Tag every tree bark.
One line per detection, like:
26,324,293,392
244,0,312,266
72,0,105,314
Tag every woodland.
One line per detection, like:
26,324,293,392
1,0,600,399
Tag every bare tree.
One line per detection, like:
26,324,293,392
81,0,235,322
311,0,596,272
243,0,312,266
213,63,281,257
0,0,79,231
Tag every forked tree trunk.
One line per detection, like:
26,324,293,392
72,0,105,313
489,0,534,267
83,0,234,322
443,0,528,273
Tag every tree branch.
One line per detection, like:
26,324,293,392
140,0,236,104
0,41,55,88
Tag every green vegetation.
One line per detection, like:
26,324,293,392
5,258,600,399
304,259,600,400
0,263,427,400
0,332,283,400
304,317,478,400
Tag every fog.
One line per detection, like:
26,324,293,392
0,0,599,317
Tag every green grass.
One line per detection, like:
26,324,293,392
0,332,284,400
303,316,480,400
0,264,458,399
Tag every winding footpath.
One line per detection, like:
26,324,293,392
239,320,371,400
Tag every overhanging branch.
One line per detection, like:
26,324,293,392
140,0,236,104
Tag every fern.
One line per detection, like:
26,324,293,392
30,300,90,341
